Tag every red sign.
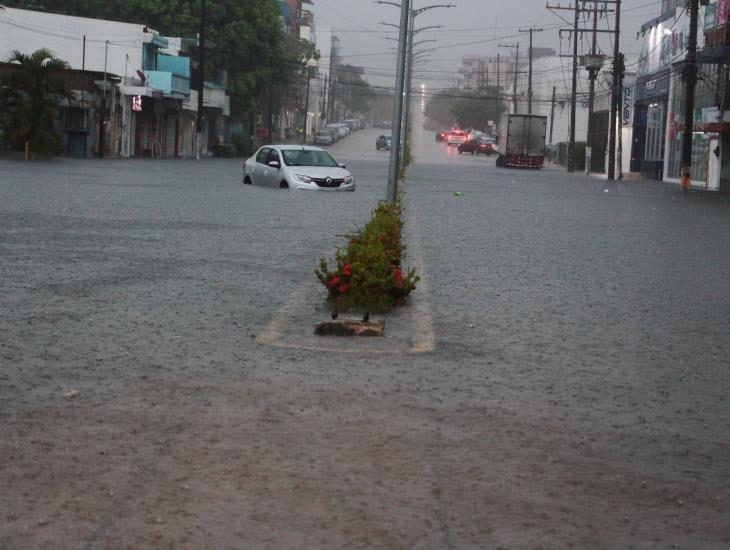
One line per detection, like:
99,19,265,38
132,95,142,112
719,0,728,24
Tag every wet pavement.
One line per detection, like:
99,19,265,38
1,114,729,548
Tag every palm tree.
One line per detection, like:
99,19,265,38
0,48,70,155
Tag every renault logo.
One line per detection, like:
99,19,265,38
326,177,332,185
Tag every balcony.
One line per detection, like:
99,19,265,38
146,71,190,98
699,22,730,64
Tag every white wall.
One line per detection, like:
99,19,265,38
0,6,150,77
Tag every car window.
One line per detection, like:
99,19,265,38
256,148,270,164
281,149,339,167
268,149,281,165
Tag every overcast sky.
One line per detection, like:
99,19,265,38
311,0,662,92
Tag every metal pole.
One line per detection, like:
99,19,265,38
497,53,500,90
586,0,599,174
681,0,699,191
99,40,109,158
617,53,624,179
513,43,519,114
528,30,533,114
303,66,311,144
401,7,415,172
82,35,86,71
608,0,621,180
549,85,556,145
568,1,579,172
386,0,410,203
195,0,205,160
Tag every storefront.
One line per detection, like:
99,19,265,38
632,70,670,179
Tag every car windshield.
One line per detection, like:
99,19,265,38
282,149,339,167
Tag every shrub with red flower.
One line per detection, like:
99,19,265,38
315,200,419,312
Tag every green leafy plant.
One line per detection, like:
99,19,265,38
315,201,419,312
0,48,69,155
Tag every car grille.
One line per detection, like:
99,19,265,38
312,177,344,188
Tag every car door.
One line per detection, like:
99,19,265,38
253,148,271,185
266,148,284,187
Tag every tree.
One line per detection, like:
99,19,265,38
334,64,375,116
424,88,458,130
450,87,506,130
0,48,69,154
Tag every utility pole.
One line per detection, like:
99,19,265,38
378,2,452,180
518,27,543,114
498,42,520,113
568,2,578,172
496,53,500,90
549,85,556,145
302,65,312,144
401,6,415,171
607,0,622,180
586,0,599,174
386,0,410,203
549,1,620,174
681,0,700,191
99,40,109,158
196,0,205,160
616,52,625,180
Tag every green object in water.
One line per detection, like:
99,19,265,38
454,192,464,196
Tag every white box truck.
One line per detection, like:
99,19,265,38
496,113,547,169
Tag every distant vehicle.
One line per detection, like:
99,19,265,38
447,129,467,146
479,135,495,154
375,120,392,129
314,130,334,146
458,138,490,155
436,131,448,142
376,135,391,150
243,145,354,191
495,113,547,169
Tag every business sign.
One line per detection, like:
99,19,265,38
132,95,142,112
623,86,633,126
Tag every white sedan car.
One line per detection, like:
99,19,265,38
243,145,355,191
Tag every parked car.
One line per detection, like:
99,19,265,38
376,135,391,150
243,145,354,190
314,130,334,145
447,129,467,146
325,124,343,141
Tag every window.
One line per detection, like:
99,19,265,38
281,149,338,167
256,148,270,164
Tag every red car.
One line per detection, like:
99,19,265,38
458,138,492,155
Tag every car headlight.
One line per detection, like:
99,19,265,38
294,174,312,183
343,175,353,184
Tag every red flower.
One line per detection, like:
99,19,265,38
327,276,341,288
338,283,348,294
342,264,353,277
393,267,404,289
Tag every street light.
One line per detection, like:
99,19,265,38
301,56,318,145
377,2,455,183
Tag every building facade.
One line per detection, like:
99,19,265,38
0,6,228,159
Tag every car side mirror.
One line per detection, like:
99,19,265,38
339,163,346,169
268,160,280,169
